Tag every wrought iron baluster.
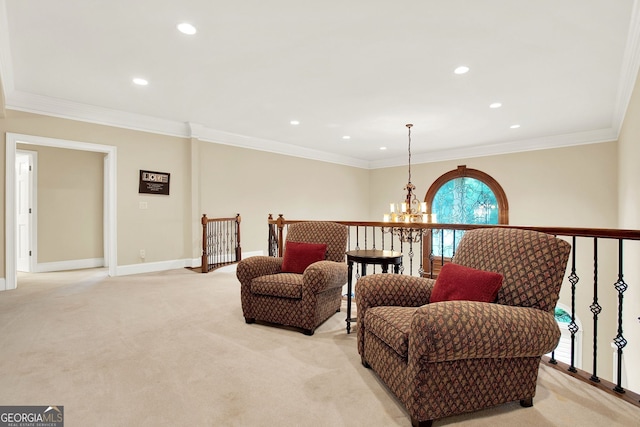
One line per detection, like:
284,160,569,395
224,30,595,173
210,220,215,268
452,229,457,258
216,220,220,265
211,220,215,266
368,226,378,274
213,220,217,266
217,220,222,265
440,230,442,268
418,230,425,277
390,227,395,251
428,228,435,278
567,236,580,373
372,226,376,250
267,216,276,257
221,220,225,264
589,238,601,383
408,238,414,276
355,226,361,278
364,226,368,250
226,219,230,263
399,237,405,274
612,238,628,394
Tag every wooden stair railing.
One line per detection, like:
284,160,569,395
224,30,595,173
201,214,241,273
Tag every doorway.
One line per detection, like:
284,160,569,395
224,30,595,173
4,133,117,291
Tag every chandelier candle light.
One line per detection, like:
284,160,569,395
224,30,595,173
384,124,431,223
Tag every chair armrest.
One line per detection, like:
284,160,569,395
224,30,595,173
303,261,348,293
236,256,283,286
409,301,560,364
355,274,434,355
355,274,434,312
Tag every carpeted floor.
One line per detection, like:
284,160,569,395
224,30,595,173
0,266,638,426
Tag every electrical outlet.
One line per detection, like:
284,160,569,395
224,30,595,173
139,249,146,259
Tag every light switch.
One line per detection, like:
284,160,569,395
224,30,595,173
139,201,148,209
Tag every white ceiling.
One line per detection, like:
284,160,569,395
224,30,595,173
1,0,638,168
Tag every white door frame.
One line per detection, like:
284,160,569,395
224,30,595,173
4,133,117,291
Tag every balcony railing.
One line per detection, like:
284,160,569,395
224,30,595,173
200,214,241,273
267,214,640,408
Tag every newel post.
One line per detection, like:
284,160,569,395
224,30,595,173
235,213,242,262
277,214,286,257
201,214,208,273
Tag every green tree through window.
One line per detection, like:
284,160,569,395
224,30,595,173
432,177,499,225
423,165,508,272
431,178,498,257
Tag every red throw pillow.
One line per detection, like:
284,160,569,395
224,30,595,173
281,241,328,274
430,263,503,303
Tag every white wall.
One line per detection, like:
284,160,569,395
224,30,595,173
369,142,618,228
198,141,371,255
617,70,640,392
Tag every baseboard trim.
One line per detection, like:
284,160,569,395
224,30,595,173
116,259,193,276
1,251,269,286
34,258,105,273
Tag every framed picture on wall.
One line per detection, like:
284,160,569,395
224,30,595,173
139,170,170,195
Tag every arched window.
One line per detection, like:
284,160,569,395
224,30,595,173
422,165,509,275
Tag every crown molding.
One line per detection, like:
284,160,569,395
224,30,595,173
1,89,621,171
368,128,618,169
613,0,640,133
6,90,190,137
5,90,371,168
189,124,370,169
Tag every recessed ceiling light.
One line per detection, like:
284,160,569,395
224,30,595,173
177,23,197,35
342,135,351,140
133,77,148,86
454,66,470,75
510,124,521,129
290,120,300,125
489,102,502,109
380,147,387,150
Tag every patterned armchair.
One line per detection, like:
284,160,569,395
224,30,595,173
236,221,348,335
355,228,571,427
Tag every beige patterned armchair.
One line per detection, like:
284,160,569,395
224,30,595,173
236,221,348,335
355,228,571,426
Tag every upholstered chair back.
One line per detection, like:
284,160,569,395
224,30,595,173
452,228,571,313
285,222,348,263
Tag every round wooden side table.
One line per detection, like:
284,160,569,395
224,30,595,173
345,249,403,334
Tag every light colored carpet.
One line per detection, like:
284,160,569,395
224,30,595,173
0,266,638,427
